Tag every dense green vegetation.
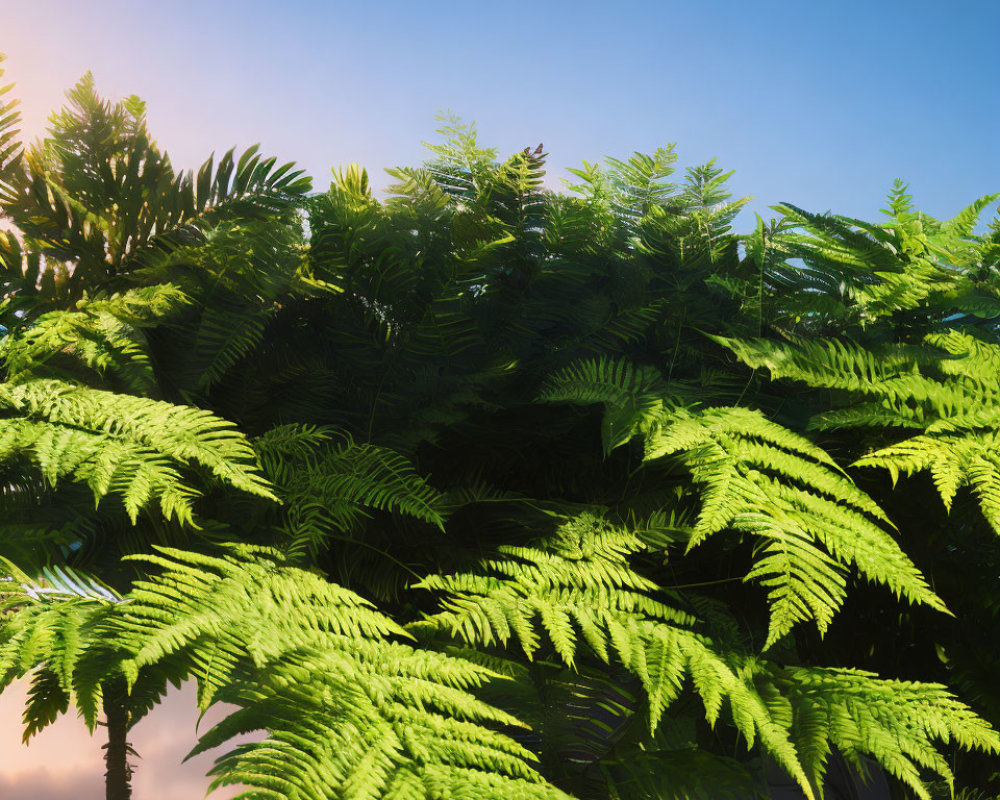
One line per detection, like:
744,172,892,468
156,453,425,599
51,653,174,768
2,56,1000,800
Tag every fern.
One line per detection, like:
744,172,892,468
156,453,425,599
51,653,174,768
717,332,1000,534
413,514,811,794
649,406,945,644
1,74,310,317
538,357,678,453
0,380,275,523
2,285,189,393
746,661,1000,800
766,188,1000,331
0,557,123,738
413,513,992,799
255,424,446,558
540,358,943,645
0,54,22,203
3,76,1000,800
603,148,679,228
99,545,570,800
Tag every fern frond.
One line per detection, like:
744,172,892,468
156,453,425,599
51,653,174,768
413,514,812,794
713,333,915,393
642,407,944,645
0,380,275,523
539,357,679,453
0,558,123,735
188,303,268,391
0,54,23,203
537,355,939,644
753,663,1000,800
101,545,568,800
3,285,189,393
604,148,679,226
718,332,1000,534
256,425,446,557
3,76,310,311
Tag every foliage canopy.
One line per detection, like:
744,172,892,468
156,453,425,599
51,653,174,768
2,59,1000,800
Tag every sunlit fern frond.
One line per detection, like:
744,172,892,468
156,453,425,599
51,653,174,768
745,661,1000,800
642,405,945,645
717,331,1000,534
0,54,23,204
100,545,569,800
3,285,189,394
539,357,942,645
2,75,310,307
0,380,275,523
0,557,122,737
413,513,812,794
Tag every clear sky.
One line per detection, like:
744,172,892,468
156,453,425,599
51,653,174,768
2,1,1000,796
5,0,1000,225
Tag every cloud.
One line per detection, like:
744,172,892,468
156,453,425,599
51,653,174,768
0,765,104,800
1,680,255,800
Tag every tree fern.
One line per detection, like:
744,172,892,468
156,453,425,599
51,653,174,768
0,73,310,317
413,513,994,799
0,556,123,737
98,546,570,800
3,71,1000,800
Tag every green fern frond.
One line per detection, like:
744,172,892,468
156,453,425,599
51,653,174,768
256,425,446,557
413,514,812,795
537,355,939,644
21,668,70,743
3,76,309,311
713,333,916,393
718,332,1000,534
414,515,694,667
3,285,189,393
604,148,679,226
0,380,275,523
539,357,670,412
642,406,944,645
538,357,678,454
0,54,23,203
102,545,568,800
189,304,268,390
752,663,1000,800
0,557,124,735
422,116,499,203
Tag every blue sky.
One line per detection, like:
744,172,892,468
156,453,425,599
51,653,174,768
6,0,1000,228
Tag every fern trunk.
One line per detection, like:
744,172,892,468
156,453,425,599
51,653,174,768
102,678,133,800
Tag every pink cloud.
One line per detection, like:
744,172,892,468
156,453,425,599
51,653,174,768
0,680,254,799
0,765,104,800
